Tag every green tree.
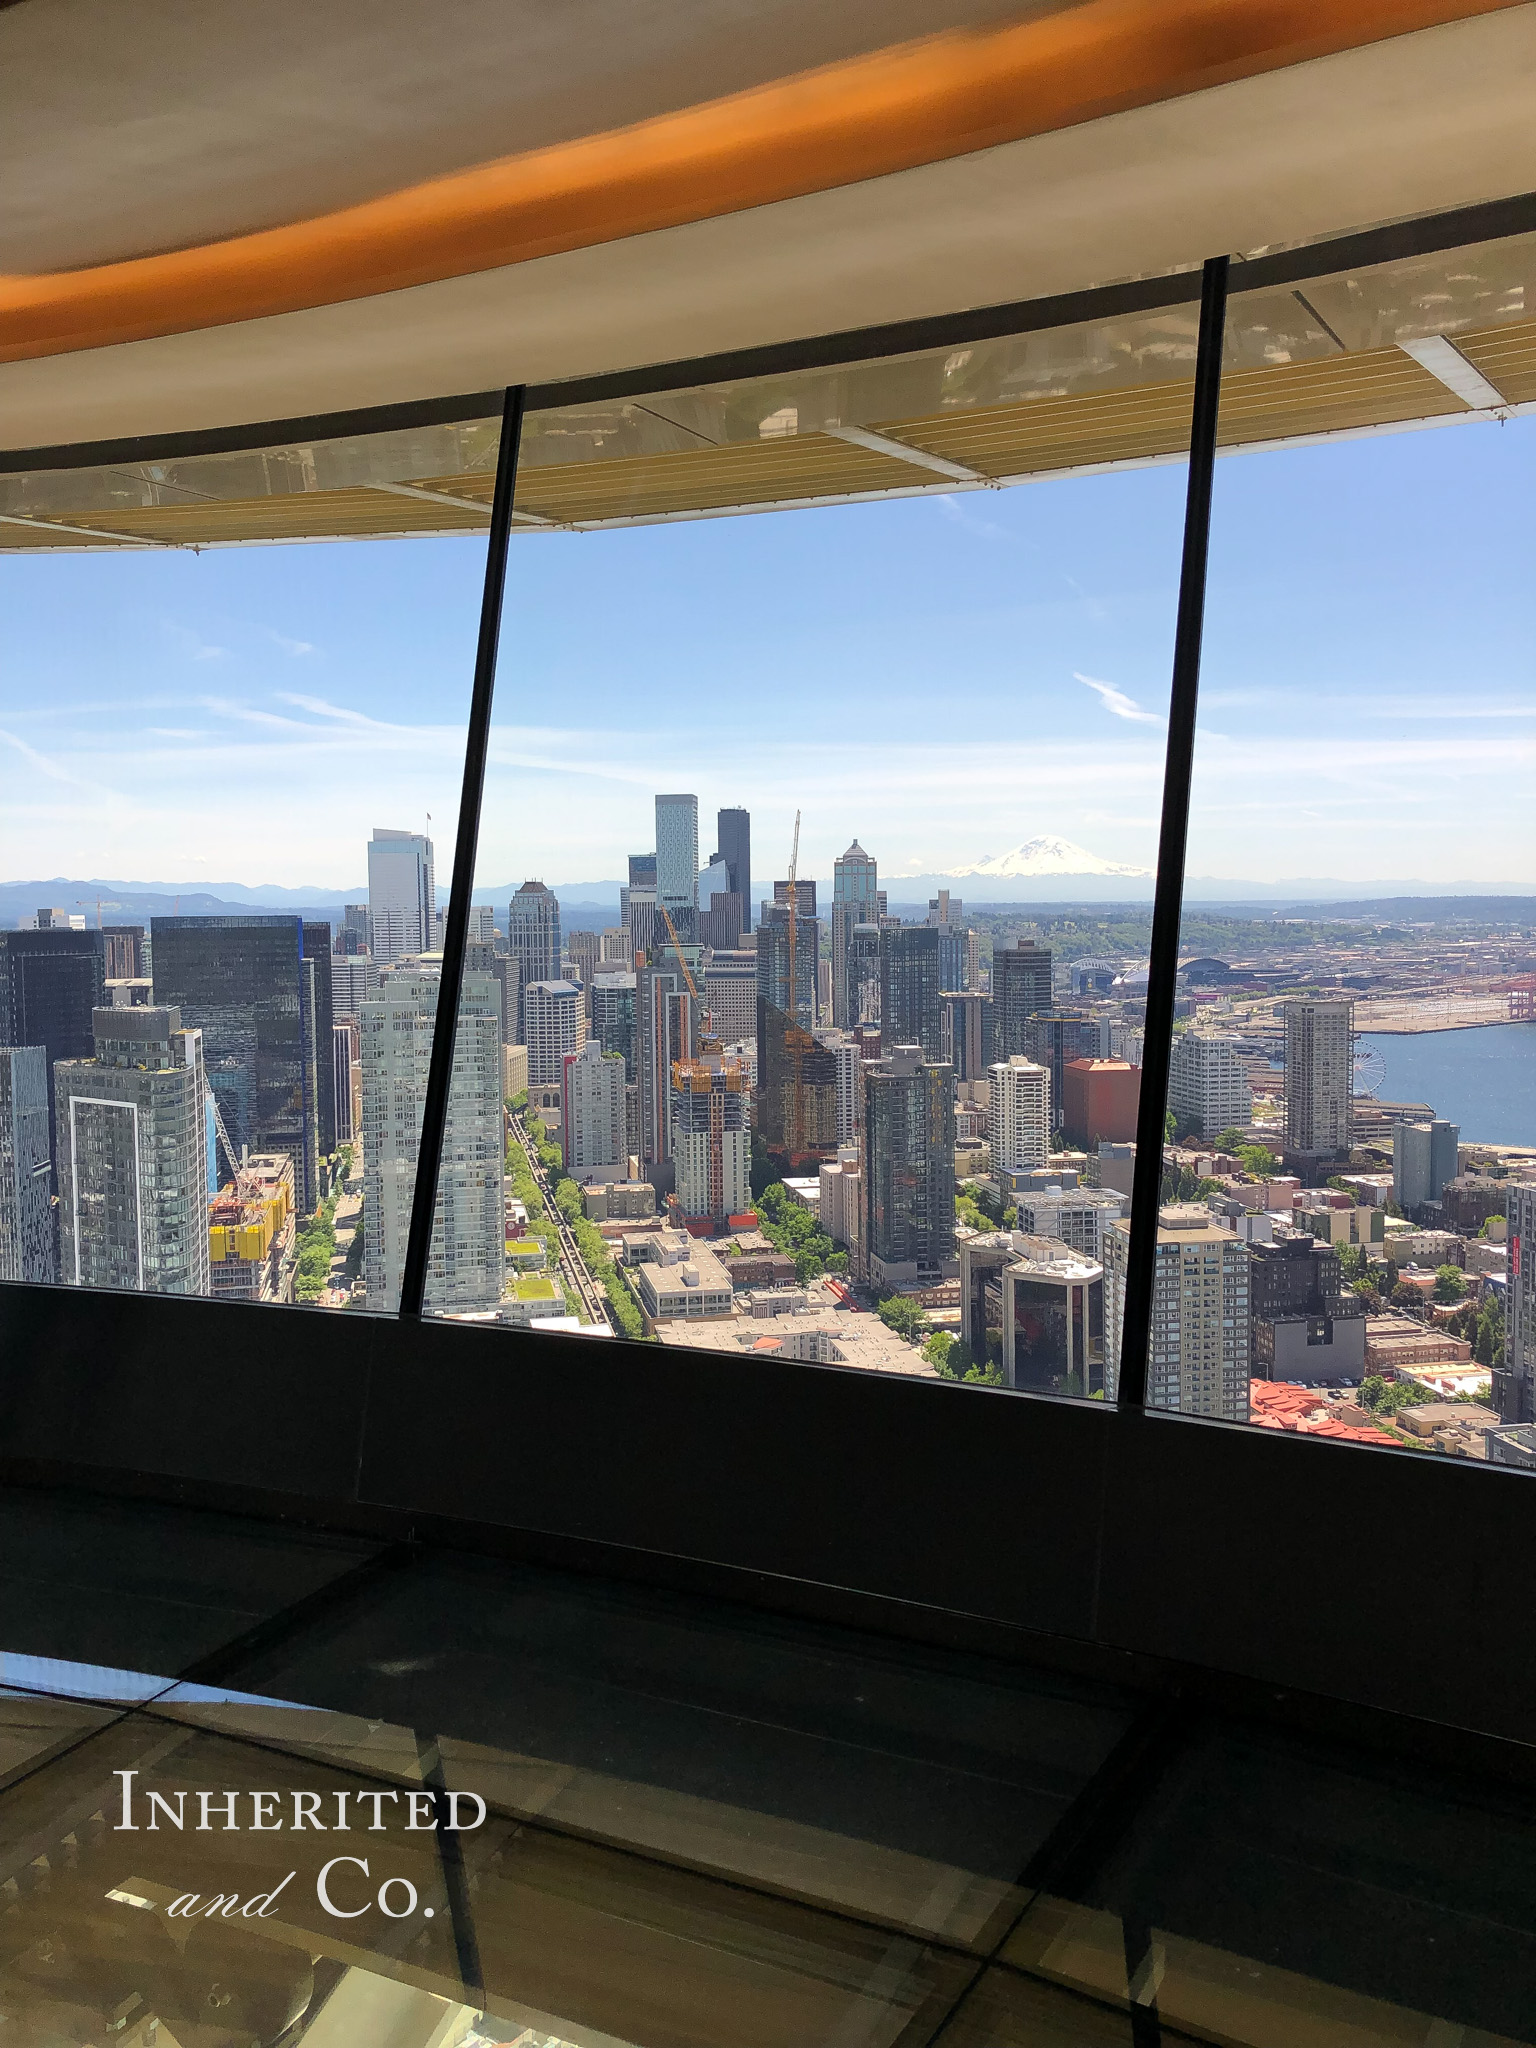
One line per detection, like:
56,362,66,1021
1391,1279,1427,1313
1433,1263,1467,1303
1237,1144,1276,1178
1214,1127,1248,1153
1164,1107,1177,1142
876,1295,927,1341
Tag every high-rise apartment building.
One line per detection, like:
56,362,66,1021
880,926,944,1060
590,972,638,1076
863,1045,956,1289
992,942,1053,1059
942,991,993,1082
1502,1182,1536,1424
366,827,435,963
1394,1118,1461,1215
302,921,336,1155
150,914,320,1211
637,945,702,1169
562,1040,628,1180
814,1031,864,1145
1025,1013,1100,1132
988,1056,1050,1176
715,808,752,933
1103,1205,1250,1420
832,840,879,1027
656,794,699,942
523,980,582,1087
331,1017,361,1146
54,1007,210,1296
360,960,503,1315
1168,1031,1253,1138
1285,998,1354,1161
0,1045,54,1282
756,910,837,1163
0,927,105,1189
672,1055,751,1224
507,882,562,1036
700,952,756,1044
567,929,603,988
331,954,375,1021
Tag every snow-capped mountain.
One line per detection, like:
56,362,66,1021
947,836,1153,880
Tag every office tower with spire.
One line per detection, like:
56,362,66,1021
507,882,562,1037
0,1046,54,1282
716,807,752,933
0,928,106,1192
863,1045,957,1289
655,793,700,942
54,1007,210,1295
360,958,503,1315
367,827,436,964
831,840,880,1027
992,940,1054,1058
880,926,944,1060
151,914,321,1211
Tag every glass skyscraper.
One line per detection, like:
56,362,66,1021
655,793,699,942
149,915,320,1211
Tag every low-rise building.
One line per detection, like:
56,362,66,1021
499,1272,568,1326
1364,1315,1474,1374
629,1230,735,1323
582,1180,656,1222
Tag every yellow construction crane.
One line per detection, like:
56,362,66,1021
656,898,718,1049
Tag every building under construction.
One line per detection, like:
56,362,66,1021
672,1054,752,1227
207,1152,296,1303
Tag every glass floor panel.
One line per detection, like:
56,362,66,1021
0,1492,1528,2046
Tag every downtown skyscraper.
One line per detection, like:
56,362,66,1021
507,882,562,1038
832,840,880,1028
367,827,436,964
655,793,699,942
150,914,321,1210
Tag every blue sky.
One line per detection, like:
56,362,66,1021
2,414,1531,894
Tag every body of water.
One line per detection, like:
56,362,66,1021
1359,1024,1536,1146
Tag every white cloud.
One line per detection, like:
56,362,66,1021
1073,671,1164,725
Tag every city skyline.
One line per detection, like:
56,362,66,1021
3,417,1532,895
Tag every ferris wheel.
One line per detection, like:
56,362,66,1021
1353,1043,1386,1097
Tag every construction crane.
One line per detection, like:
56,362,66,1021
205,1088,244,1189
656,898,719,1050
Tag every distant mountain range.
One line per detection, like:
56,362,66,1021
7,854,1535,934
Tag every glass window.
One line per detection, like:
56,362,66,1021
422,308,1197,1402
0,417,496,1313
1154,235,1536,1454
